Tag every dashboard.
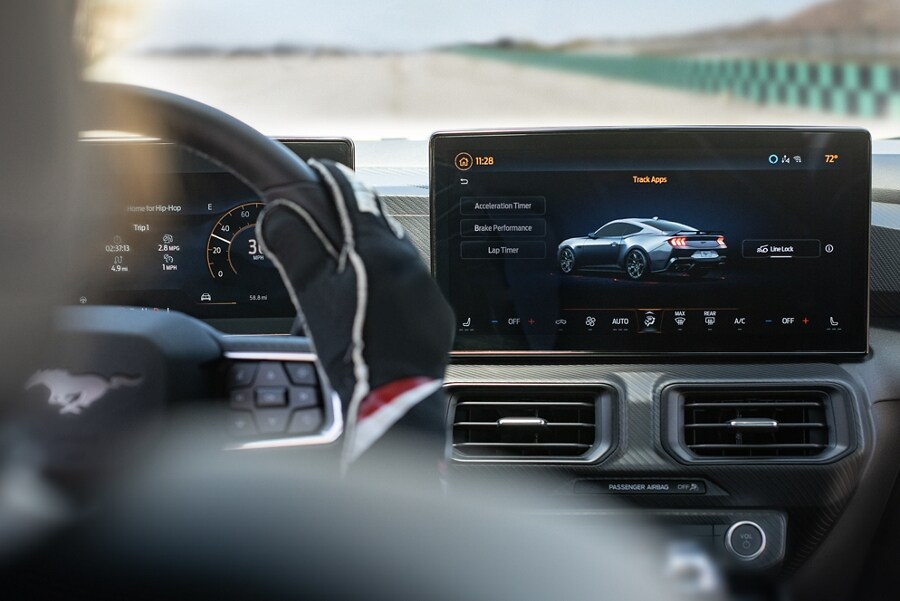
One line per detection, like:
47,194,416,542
79,129,900,600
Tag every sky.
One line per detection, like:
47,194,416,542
134,0,826,52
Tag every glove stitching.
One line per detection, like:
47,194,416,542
308,160,373,468
309,159,356,273
257,198,340,261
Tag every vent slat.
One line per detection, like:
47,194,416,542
687,443,827,450
681,390,830,459
454,443,592,450
454,422,595,428
453,396,597,459
685,423,827,429
684,402,822,409
456,401,594,408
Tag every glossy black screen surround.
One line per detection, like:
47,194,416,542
431,128,870,356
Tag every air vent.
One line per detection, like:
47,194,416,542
450,387,614,462
665,386,853,463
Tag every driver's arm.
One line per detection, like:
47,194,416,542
257,160,455,471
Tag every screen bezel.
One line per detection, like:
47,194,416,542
430,126,871,359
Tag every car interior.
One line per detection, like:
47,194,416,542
3,2,900,600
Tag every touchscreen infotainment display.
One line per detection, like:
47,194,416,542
431,128,870,355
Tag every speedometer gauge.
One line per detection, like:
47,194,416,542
206,201,266,279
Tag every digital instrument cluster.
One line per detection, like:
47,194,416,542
78,138,353,332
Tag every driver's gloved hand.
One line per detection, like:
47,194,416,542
257,160,454,468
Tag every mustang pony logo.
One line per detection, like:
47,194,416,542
25,370,142,415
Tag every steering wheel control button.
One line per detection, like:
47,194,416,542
255,387,288,408
226,411,257,437
725,521,766,561
229,388,254,409
289,408,324,434
228,362,258,388
284,362,317,385
256,408,291,434
256,362,289,386
290,386,318,408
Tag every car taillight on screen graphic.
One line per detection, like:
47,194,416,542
716,236,726,247
668,236,688,247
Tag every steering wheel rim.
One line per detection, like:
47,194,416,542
11,84,351,491
82,82,320,195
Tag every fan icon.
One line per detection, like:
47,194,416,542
585,316,597,327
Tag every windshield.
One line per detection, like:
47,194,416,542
82,0,900,140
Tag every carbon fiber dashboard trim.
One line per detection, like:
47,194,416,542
444,361,867,575
381,194,430,261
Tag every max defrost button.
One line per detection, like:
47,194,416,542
460,241,546,259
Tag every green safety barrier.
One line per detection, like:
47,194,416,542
457,46,900,119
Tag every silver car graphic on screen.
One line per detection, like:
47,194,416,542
557,217,726,280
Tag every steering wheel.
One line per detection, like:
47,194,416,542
88,82,323,192
20,83,351,489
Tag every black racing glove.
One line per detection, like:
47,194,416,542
257,160,454,465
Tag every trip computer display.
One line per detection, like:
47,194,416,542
78,138,353,333
431,128,870,355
